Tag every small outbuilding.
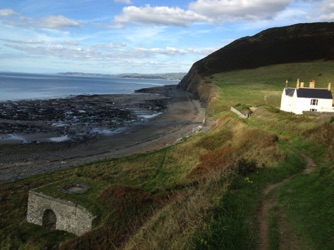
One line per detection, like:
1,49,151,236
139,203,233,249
27,181,96,236
280,79,334,114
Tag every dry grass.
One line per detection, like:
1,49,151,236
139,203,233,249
60,184,168,250
123,171,229,250
2,61,334,249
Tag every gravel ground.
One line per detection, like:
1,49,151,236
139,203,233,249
0,85,207,183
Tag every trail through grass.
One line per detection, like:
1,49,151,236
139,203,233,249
1,61,334,249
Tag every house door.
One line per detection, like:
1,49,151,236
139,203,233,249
42,209,57,229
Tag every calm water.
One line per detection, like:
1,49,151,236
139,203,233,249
0,72,178,101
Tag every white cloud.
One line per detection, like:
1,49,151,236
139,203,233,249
38,16,80,29
0,8,18,16
3,38,214,62
189,0,292,22
114,0,132,4
62,40,80,46
93,42,127,49
1,38,46,45
5,42,96,59
114,5,210,27
135,47,215,56
318,0,334,21
0,8,80,30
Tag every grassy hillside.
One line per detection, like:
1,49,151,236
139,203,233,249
195,23,334,76
208,61,334,112
179,22,334,100
1,61,334,249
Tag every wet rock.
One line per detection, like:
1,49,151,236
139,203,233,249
0,94,169,144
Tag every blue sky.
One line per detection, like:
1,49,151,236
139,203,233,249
0,0,333,74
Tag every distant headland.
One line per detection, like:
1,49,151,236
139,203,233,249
58,72,186,81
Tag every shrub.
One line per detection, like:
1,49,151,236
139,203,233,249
302,123,334,147
235,158,258,176
187,144,234,179
330,116,334,123
196,130,232,150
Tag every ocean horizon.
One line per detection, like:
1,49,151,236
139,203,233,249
0,72,178,102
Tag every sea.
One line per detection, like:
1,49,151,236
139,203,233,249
0,72,179,102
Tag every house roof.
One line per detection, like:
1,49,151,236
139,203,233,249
296,88,333,99
285,88,295,97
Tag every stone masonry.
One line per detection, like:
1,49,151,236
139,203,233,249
27,190,95,236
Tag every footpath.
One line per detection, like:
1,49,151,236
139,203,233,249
257,149,316,250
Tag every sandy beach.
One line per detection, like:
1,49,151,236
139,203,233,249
0,85,207,183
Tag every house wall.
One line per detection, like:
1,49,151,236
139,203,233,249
27,190,95,236
280,90,290,111
295,98,334,114
280,89,296,113
294,97,310,114
317,99,334,112
280,88,334,114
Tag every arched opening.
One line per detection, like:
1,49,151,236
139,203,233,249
42,209,57,229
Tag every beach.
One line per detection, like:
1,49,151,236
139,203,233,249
0,85,207,183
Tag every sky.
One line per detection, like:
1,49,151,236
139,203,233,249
0,0,333,74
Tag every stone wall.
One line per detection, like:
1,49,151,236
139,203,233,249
27,190,95,236
303,111,334,116
230,106,250,119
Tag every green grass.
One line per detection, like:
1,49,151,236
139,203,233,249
191,61,334,250
35,176,108,220
193,147,305,249
0,174,76,249
268,205,280,250
209,61,334,112
1,61,334,249
0,136,206,249
273,168,334,249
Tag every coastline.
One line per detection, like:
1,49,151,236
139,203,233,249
0,85,207,183
0,91,169,144
0,72,179,103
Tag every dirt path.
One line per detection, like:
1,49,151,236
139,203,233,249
257,150,316,250
0,87,207,183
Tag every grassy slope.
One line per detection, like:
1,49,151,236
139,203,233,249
209,61,334,110
1,61,334,249
197,61,334,250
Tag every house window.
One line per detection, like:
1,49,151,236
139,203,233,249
310,109,317,112
310,99,318,105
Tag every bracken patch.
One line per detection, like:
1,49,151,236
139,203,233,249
187,144,234,179
60,185,168,250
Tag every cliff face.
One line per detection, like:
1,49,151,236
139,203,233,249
178,22,334,100
177,65,203,99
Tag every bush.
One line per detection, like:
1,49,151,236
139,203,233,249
330,116,334,123
196,130,232,150
235,158,258,176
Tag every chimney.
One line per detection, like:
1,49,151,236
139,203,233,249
328,83,332,91
296,79,300,89
309,80,315,88
300,82,304,88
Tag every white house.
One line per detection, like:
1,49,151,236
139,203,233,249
280,80,334,114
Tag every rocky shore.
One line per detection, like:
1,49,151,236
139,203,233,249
0,91,168,144
0,85,207,183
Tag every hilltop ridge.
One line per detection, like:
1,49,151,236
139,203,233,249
179,22,334,100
